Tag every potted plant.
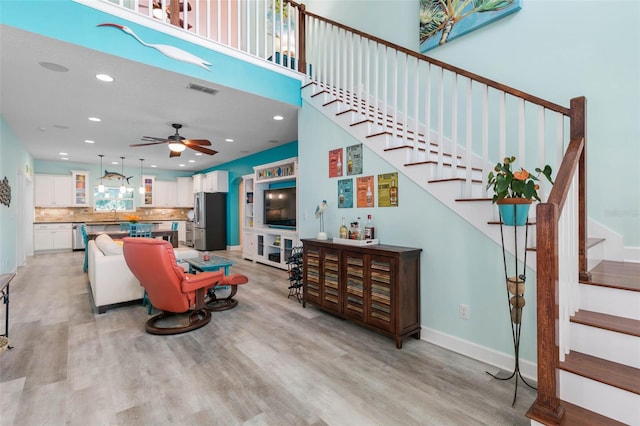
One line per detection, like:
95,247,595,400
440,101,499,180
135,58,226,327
486,156,554,226
125,214,141,223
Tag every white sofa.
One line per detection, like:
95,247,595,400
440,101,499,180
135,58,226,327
87,235,199,313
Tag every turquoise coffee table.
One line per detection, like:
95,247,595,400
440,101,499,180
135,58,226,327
184,256,239,311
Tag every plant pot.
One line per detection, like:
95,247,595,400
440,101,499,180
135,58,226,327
497,199,532,226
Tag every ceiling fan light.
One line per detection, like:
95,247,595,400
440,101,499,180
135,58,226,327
168,142,186,152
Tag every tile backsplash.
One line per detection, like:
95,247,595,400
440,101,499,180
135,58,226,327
35,207,192,223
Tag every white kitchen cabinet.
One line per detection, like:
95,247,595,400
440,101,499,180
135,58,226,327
176,177,194,207
203,171,228,193
192,174,203,193
154,180,177,207
34,174,73,207
71,170,90,206
34,223,72,251
141,175,155,206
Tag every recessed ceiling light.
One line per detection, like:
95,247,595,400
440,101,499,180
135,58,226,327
188,160,195,163
39,62,69,72
84,139,95,144
179,164,185,167
88,117,101,122
195,153,203,156
225,138,234,142
38,127,47,132
151,165,157,168
61,157,69,160
96,73,114,82
273,115,284,121
111,161,118,165
59,152,68,156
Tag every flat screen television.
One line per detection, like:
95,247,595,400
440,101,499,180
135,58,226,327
264,187,296,228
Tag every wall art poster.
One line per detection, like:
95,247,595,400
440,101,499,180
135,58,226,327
328,148,343,177
337,178,353,209
419,0,522,53
378,172,399,207
356,176,375,208
346,144,363,176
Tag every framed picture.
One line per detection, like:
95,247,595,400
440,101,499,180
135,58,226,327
419,0,522,53
378,172,399,207
346,144,363,176
338,179,353,209
329,148,343,177
356,176,375,208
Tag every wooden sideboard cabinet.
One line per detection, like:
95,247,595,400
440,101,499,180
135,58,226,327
301,239,422,348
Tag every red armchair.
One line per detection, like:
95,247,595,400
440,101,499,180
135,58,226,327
122,237,248,335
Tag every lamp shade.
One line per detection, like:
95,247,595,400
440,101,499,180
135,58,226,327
168,142,186,152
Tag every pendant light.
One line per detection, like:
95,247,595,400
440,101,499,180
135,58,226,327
98,154,105,193
119,156,126,194
138,158,145,194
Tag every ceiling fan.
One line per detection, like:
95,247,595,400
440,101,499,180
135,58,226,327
130,123,217,158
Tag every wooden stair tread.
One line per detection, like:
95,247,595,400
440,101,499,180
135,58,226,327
560,351,640,395
572,309,640,337
581,260,640,292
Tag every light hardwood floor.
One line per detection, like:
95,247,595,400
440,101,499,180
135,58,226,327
0,249,536,425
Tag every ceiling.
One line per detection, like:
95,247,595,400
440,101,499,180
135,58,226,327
0,25,299,172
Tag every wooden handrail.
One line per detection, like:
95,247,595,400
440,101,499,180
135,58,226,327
528,96,587,424
293,5,570,116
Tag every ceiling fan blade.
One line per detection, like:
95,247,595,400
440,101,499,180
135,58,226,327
130,141,169,147
141,136,169,142
188,145,218,155
169,150,182,158
183,139,211,146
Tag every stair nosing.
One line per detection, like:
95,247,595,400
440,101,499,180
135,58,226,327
560,351,640,395
572,309,640,337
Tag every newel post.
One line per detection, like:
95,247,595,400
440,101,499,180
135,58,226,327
527,202,564,423
570,96,590,282
297,3,307,74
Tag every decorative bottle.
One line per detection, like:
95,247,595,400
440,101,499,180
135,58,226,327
336,156,342,176
364,214,375,240
389,179,398,206
339,217,348,239
347,152,353,174
366,182,373,206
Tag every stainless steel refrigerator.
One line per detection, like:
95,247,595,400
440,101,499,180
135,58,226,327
193,192,227,251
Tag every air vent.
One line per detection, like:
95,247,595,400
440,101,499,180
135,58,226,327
187,83,219,95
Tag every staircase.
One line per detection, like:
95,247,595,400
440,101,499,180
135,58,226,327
301,79,640,426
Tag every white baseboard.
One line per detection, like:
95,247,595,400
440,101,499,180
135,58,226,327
227,245,242,251
421,326,537,382
624,246,640,263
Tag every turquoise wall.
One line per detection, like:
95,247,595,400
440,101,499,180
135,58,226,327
0,117,34,274
306,0,640,247
298,103,537,362
200,142,298,246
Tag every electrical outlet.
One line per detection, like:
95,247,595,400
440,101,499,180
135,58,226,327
459,304,469,320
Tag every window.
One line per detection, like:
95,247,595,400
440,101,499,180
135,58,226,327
94,187,135,212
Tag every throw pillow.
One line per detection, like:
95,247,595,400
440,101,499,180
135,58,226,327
95,233,123,256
